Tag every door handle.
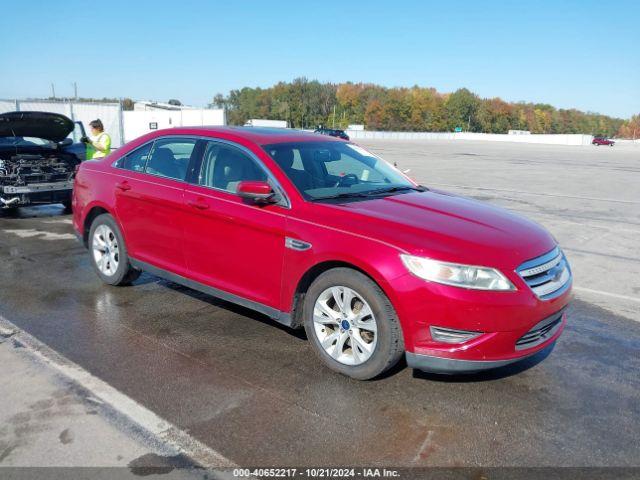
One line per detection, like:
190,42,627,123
115,181,131,192
187,199,210,210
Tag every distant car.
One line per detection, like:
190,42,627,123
592,137,615,146
0,111,86,210
314,128,349,141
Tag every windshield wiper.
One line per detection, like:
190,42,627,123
313,185,427,202
313,192,373,201
363,185,428,196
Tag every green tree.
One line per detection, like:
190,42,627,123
444,88,481,131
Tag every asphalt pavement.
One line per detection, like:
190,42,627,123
0,141,639,468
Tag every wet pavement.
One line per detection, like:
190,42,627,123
1,203,639,467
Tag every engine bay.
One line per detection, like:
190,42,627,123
0,153,77,187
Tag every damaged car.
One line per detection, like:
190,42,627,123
0,111,86,211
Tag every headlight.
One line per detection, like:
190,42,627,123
400,254,515,291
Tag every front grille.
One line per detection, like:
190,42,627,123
516,309,565,350
517,247,572,300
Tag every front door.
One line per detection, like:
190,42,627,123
182,140,287,310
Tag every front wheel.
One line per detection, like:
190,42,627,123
303,268,404,380
88,213,140,286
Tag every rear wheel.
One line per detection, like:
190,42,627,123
303,268,404,380
88,214,140,286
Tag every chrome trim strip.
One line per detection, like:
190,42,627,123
531,267,571,297
518,254,562,277
515,308,566,350
285,237,312,251
110,134,291,209
516,247,572,300
194,137,291,209
517,247,561,272
429,326,482,344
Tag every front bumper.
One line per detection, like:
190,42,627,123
391,267,571,372
3,181,74,195
405,310,566,374
406,344,549,374
1,181,73,207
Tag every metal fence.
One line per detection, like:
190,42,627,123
0,99,125,147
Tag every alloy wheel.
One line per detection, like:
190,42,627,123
92,224,120,277
313,286,378,365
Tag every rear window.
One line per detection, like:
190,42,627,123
118,143,152,172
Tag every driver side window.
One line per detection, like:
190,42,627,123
146,138,196,181
199,141,267,193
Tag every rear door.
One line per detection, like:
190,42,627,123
182,140,288,309
114,136,200,276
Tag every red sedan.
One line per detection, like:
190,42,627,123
72,127,572,379
592,137,615,146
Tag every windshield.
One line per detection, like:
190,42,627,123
263,141,416,201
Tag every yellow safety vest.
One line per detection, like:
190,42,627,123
87,132,112,159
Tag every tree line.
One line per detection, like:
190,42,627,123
213,78,636,138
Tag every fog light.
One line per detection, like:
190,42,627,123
430,326,483,344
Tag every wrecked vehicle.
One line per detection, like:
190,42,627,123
0,111,86,210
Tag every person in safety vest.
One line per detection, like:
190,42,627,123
82,119,111,159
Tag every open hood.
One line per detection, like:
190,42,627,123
0,111,75,143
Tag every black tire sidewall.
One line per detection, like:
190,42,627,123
302,268,403,380
88,214,133,286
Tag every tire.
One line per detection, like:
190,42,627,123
0,207,18,217
88,213,140,286
62,198,73,213
302,268,404,380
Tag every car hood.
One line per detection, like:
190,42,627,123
320,190,556,268
0,111,74,143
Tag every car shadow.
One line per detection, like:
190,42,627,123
130,271,555,381
148,275,308,341
411,342,555,383
0,204,68,219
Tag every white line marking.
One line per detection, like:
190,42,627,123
41,218,73,225
573,287,640,304
412,430,435,464
2,229,76,241
426,183,640,205
0,315,236,469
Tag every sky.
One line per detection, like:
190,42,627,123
1,0,638,119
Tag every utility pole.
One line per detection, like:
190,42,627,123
72,82,78,100
332,105,336,129
51,83,56,99
467,115,471,132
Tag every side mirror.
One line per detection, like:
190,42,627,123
236,180,277,203
59,138,73,147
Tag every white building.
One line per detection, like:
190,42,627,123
123,101,226,143
133,101,199,112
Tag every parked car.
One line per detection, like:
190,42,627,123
0,111,86,210
314,128,349,141
73,127,572,380
592,137,615,146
